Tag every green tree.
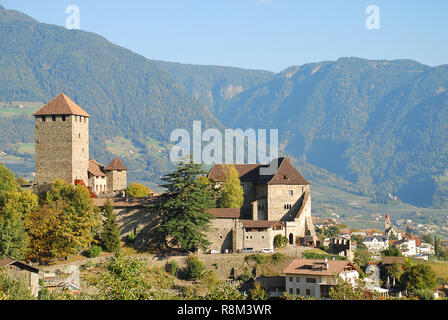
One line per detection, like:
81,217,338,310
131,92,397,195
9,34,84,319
381,245,402,257
217,165,244,209
0,190,38,260
0,268,34,300
100,200,121,254
329,275,378,300
249,282,269,300
400,264,437,292
153,161,216,252
87,255,154,300
126,183,153,198
0,164,20,205
421,234,433,244
184,255,206,280
354,249,371,268
205,281,247,300
25,179,101,261
273,234,288,249
384,262,403,285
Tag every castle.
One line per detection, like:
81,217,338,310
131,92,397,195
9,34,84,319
33,93,127,196
206,157,317,252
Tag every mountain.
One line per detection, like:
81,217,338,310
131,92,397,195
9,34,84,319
219,57,448,207
153,60,275,113
0,5,225,184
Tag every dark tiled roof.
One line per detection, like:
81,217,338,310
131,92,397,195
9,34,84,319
0,258,39,273
207,208,241,219
208,157,310,185
255,276,285,289
104,157,127,171
33,93,90,117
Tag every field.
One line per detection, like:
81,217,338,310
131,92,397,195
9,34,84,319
0,101,42,117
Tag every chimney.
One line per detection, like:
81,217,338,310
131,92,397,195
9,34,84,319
324,258,329,270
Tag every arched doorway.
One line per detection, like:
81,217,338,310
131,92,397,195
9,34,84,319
289,233,294,245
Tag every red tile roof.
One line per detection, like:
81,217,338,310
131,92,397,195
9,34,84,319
207,208,241,219
104,157,127,171
88,159,106,177
240,220,283,229
283,259,357,276
33,93,90,117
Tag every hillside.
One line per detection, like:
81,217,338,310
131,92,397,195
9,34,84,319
219,58,448,208
0,5,221,183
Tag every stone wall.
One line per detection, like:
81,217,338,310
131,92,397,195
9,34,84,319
106,170,127,192
267,184,309,222
207,218,238,253
35,114,89,187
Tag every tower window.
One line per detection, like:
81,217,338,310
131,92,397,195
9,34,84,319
52,116,56,121
62,116,66,121
289,190,294,196
41,116,46,122
84,117,86,123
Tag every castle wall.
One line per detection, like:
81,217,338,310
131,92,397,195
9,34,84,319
267,184,309,222
35,114,88,187
207,218,237,253
106,170,127,192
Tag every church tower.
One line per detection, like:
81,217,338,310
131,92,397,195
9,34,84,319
385,212,391,231
33,93,90,189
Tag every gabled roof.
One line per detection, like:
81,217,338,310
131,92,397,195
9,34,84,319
88,159,106,177
0,258,39,273
33,93,90,117
208,157,310,185
104,158,127,171
283,259,357,276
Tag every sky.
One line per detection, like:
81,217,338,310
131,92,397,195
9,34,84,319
2,0,448,72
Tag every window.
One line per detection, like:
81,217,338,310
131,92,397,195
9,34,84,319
296,288,300,295
75,116,78,122
306,278,317,283
79,133,81,139
289,288,293,294
296,277,300,282
289,190,294,196
52,116,56,121
289,277,293,282
284,204,292,210
62,116,66,121
84,117,86,123
41,116,46,122
306,289,311,296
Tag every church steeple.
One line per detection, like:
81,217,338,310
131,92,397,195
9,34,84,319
385,212,391,230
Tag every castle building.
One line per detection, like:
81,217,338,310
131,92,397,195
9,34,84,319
33,93,127,196
206,157,317,252
384,213,402,240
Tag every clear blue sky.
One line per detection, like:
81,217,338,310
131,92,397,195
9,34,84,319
2,0,447,72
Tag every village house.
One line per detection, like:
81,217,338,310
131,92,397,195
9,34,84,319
33,93,127,196
0,258,40,297
363,235,389,253
206,157,317,252
283,258,359,299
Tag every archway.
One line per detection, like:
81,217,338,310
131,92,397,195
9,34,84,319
289,233,294,245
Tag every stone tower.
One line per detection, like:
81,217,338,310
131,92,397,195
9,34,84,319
33,93,90,189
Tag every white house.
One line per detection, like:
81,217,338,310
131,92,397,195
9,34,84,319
283,258,359,299
363,236,389,253
395,239,417,257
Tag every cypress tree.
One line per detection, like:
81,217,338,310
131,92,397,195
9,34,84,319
153,161,216,253
100,200,121,254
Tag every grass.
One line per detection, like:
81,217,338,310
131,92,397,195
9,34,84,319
0,101,42,117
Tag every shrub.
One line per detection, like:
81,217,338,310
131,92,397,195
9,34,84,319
271,253,286,264
165,261,179,277
126,183,153,198
127,232,136,243
245,254,268,265
273,235,288,249
87,245,102,258
302,251,346,261
184,255,206,280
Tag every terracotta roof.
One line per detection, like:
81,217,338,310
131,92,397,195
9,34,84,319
381,257,406,265
104,158,127,171
208,157,310,185
88,159,106,177
0,258,15,267
240,220,283,229
33,93,90,117
207,208,241,219
0,258,40,273
283,259,357,276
